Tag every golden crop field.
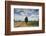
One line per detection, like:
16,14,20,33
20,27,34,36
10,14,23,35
14,21,39,27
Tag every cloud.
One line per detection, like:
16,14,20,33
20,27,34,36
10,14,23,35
15,15,39,21
14,8,39,21
14,8,39,16
14,16,25,21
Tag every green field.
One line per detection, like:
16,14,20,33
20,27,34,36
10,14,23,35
27,21,39,26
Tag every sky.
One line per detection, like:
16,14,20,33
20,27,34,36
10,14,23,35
14,8,39,21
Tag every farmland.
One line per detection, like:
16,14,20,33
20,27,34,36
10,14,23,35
14,21,39,27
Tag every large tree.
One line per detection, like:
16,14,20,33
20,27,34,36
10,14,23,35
25,16,28,24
